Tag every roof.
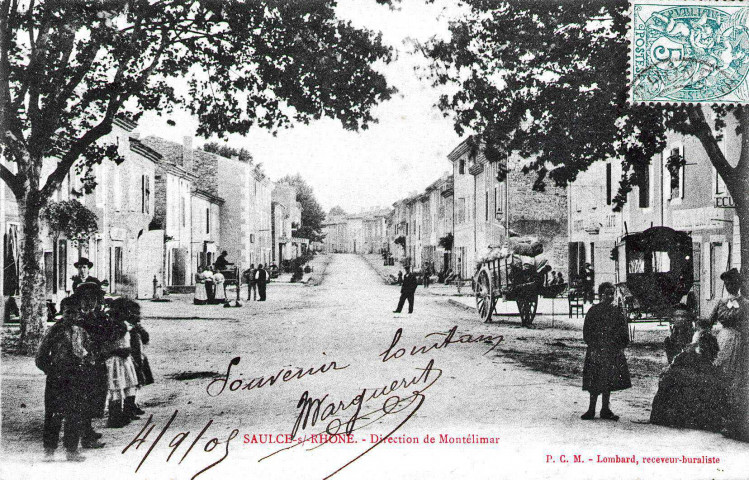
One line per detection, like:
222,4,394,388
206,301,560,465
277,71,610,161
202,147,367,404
141,136,206,187
192,188,225,205
447,136,476,162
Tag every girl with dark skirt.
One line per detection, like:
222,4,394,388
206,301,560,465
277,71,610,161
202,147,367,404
581,282,631,421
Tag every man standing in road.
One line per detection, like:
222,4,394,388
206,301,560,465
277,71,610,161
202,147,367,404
255,264,268,301
394,266,418,314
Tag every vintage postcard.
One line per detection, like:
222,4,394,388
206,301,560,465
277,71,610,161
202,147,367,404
2,1,749,480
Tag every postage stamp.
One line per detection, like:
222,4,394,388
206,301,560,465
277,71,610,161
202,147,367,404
630,1,749,104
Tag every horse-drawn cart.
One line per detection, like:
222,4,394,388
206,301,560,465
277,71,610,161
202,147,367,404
473,240,552,326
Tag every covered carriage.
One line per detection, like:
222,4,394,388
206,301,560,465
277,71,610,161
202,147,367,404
613,226,695,320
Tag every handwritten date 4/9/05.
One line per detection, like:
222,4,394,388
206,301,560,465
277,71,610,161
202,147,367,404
122,410,239,480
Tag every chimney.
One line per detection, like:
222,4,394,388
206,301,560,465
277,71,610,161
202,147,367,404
182,136,193,172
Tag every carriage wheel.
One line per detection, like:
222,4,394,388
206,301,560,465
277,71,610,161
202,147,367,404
475,269,494,323
517,294,539,327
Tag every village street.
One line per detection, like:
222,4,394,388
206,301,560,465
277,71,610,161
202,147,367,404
2,254,748,480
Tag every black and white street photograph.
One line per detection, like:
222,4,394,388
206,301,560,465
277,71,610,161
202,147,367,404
2,0,749,479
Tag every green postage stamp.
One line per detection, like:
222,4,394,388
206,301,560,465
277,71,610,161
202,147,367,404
630,1,749,104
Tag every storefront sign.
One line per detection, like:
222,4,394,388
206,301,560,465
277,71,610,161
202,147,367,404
715,196,735,208
672,207,726,231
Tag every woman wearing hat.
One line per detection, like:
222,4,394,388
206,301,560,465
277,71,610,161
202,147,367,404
72,258,102,293
709,268,749,437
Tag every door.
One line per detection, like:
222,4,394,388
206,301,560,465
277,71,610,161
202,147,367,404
114,246,124,293
137,230,165,299
171,248,187,286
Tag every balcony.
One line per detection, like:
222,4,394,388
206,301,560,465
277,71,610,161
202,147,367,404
468,163,484,176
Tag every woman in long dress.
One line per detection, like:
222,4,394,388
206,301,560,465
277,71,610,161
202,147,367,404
194,265,208,305
580,282,631,421
710,268,749,438
212,270,226,304
650,331,725,431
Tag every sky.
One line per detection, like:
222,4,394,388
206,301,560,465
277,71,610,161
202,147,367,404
138,0,466,214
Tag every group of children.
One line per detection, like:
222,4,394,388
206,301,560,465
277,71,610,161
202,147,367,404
35,282,153,461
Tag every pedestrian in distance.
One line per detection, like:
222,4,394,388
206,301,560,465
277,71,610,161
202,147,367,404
194,264,209,305
394,266,418,314
256,264,268,301
244,264,258,301
36,296,93,462
204,266,216,304
583,263,595,304
580,282,631,421
397,270,403,286
212,269,226,304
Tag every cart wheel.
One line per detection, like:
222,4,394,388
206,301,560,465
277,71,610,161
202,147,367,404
475,269,494,323
517,294,538,327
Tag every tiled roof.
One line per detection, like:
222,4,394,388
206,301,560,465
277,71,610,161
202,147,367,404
142,136,219,196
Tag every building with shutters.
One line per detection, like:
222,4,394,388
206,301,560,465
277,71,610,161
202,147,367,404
568,114,741,316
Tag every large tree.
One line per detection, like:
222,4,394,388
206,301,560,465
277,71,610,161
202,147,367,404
424,0,749,289
0,0,394,353
279,173,326,242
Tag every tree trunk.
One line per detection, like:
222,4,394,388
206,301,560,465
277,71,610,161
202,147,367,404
17,191,47,355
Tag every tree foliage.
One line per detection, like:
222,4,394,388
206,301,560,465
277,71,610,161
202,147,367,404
1,0,395,199
438,232,453,251
328,205,347,217
278,173,326,242
202,142,253,163
0,0,395,352
41,199,98,244
423,0,747,208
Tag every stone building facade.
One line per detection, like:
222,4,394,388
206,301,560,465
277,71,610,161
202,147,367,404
569,113,741,316
449,137,568,280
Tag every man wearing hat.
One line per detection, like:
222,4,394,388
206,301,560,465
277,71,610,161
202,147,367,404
72,257,103,293
213,251,233,272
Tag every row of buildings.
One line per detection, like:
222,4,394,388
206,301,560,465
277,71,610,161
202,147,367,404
1,118,307,302
322,137,569,282
324,121,742,317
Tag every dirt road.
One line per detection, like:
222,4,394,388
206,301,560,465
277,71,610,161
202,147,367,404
2,254,747,480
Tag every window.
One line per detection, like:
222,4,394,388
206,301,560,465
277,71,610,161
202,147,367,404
95,164,105,208
459,159,465,175
710,243,724,299
180,196,186,227
606,163,612,205
714,166,726,195
141,175,150,214
667,146,684,200
652,251,671,273
114,246,123,289
485,191,489,222
206,207,210,234
113,167,122,210
637,164,650,208
457,197,466,224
